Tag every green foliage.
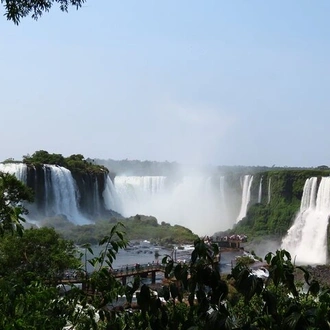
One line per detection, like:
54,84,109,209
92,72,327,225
1,167,330,328
0,172,33,236
2,0,86,25
54,214,198,246
235,255,255,266
0,280,70,329
23,150,108,175
233,169,330,239
0,214,329,329
0,227,81,284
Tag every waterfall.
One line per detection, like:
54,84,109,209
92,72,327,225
103,175,122,213
107,175,230,236
281,177,330,264
112,176,166,216
44,165,91,225
267,177,272,204
0,163,28,182
93,177,101,214
258,176,263,203
236,175,254,223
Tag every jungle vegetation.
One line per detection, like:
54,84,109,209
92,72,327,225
0,173,330,329
230,169,330,239
22,150,109,175
39,214,199,246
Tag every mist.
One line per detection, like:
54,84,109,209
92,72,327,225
106,167,238,236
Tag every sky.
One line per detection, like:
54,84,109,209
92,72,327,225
1,0,330,167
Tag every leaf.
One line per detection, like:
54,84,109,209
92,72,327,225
262,290,278,316
308,280,320,297
296,266,310,285
137,284,151,311
264,252,273,264
284,311,302,329
170,283,178,300
163,286,170,301
191,250,198,264
174,263,183,280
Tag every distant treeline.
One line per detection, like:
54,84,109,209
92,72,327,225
92,157,326,176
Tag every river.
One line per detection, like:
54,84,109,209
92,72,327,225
78,241,243,275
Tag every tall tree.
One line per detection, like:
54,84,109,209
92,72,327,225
1,0,86,25
0,172,33,236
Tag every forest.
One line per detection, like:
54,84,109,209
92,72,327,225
0,171,330,329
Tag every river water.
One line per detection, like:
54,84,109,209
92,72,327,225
79,242,243,275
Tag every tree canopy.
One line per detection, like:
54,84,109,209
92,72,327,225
0,172,33,236
22,150,109,174
0,227,81,284
1,0,86,25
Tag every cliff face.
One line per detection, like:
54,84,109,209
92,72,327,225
2,160,329,238
71,171,107,217
24,165,112,222
232,169,330,237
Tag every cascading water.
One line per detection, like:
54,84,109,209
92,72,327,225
103,175,122,213
44,165,91,225
236,175,254,223
267,177,272,204
0,163,27,182
1,163,256,234
104,175,232,236
258,176,263,203
281,177,330,264
112,176,166,215
93,178,101,214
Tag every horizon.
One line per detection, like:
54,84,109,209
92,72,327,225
1,151,322,170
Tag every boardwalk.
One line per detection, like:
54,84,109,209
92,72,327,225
58,263,166,287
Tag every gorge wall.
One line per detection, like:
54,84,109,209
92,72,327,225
0,163,116,225
1,160,330,263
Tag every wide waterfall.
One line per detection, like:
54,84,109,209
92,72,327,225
282,177,330,264
1,162,259,235
236,175,254,223
105,175,232,236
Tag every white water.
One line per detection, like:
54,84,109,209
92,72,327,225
282,177,330,264
103,175,122,213
0,163,91,225
236,175,254,223
267,177,271,204
258,176,263,203
112,176,166,215
105,175,232,236
0,163,28,182
44,165,91,225
93,178,101,214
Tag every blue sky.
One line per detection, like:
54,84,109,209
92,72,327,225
1,0,330,167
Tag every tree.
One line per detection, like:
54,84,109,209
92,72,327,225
0,227,81,284
2,0,86,25
0,172,33,236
